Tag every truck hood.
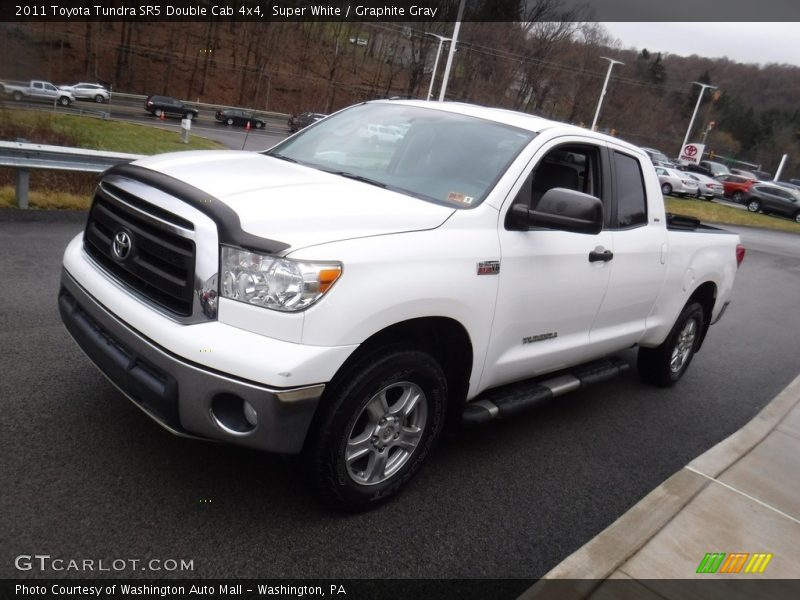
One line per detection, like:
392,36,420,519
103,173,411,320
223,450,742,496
132,151,455,252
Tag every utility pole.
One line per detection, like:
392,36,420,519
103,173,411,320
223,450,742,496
681,82,717,155
438,0,465,102
591,57,624,131
425,33,451,101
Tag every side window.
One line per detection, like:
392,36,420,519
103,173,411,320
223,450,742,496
509,144,602,219
613,151,647,228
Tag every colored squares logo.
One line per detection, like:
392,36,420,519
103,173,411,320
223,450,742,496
696,553,773,574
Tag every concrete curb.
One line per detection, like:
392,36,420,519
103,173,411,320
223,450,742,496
520,373,800,598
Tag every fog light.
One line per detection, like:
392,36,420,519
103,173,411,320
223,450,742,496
243,400,258,427
210,394,256,434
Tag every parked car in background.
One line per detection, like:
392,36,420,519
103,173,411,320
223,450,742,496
685,172,723,200
730,168,758,180
288,112,327,133
751,169,772,181
215,108,265,129
699,160,730,177
655,166,700,197
716,174,755,203
743,184,800,222
59,82,109,103
144,95,198,120
642,147,675,168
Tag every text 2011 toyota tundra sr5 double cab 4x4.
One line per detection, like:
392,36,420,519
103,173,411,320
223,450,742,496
59,101,744,509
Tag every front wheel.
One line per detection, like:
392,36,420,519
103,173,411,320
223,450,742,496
255,121,264,129
94,94,105,103
58,96,70,106
747,199,761,213
638,302,705,387
226,118,234,125
304,348,447,511
794,211,800,224
732,191,744,203
13,91,23,101
661,183,672,196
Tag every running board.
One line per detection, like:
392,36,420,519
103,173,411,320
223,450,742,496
462,357,629,426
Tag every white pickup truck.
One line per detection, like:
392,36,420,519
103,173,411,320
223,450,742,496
1,79,75,106
59,100,744,509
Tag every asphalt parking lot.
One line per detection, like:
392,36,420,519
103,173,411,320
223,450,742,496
1,211,799,581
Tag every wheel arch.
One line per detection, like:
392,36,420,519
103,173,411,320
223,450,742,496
312,316,473,437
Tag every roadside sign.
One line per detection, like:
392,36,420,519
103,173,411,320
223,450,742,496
680,143,705,165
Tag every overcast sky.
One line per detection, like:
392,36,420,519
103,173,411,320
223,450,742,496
601,23,800,67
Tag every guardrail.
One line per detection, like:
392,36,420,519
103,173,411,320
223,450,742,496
0,141,143,209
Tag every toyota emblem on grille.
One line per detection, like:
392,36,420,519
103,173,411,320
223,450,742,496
112,230,133,260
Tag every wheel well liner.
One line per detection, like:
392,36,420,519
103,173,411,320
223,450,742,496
688,281,717,351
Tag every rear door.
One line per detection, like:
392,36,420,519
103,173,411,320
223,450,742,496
591,145,667,352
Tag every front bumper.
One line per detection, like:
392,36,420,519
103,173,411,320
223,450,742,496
59,269,325,453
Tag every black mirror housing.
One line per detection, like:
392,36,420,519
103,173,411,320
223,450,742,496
509,188,603,234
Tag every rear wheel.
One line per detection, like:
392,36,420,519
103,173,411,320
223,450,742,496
304,348,447,511
226,118,234,126
255,121,264,129
661,183,672,196
638,302,704,387
747,199,761,213
732,191,744,203
154,109,162,117
794,211,800,224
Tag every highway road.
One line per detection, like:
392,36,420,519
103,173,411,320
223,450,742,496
1,215,799,583
0,95,290,151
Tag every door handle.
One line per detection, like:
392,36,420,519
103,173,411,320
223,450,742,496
589,249,614,262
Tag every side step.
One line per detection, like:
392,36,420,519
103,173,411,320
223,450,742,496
462,357,629,426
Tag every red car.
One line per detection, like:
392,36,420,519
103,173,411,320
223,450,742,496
716,174,755,203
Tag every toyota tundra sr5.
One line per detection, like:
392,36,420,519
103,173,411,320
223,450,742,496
59,100,743,509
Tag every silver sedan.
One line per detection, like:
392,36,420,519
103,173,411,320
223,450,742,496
655,166,700,197
685,172,724,200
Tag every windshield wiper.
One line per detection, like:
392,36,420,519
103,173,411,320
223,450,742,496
267,152,299,163
323,170,388,189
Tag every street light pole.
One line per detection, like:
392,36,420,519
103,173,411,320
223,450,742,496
425,34,451,101
681,82,717,155
438,0,465,102
591,57,624,131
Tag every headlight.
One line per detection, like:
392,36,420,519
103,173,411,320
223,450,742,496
220,246,341,312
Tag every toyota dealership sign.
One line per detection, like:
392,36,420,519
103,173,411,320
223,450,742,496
679,143,705,165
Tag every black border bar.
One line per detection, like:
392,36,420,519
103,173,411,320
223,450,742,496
4,0,800,23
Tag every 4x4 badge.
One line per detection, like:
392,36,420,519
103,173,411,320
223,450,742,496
112,230,132,260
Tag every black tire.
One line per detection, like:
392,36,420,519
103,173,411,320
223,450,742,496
226,117,234,126
154,109,162,117
638,302,705,387
58,96,70,106
661,183,672,196
94,94,105,103
304,348,447,511
732,191,744,203
13,91,23,101
794,211,800,224
747,199,761,213
255,121,264,129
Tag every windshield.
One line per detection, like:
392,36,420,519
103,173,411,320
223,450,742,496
267,103,536,208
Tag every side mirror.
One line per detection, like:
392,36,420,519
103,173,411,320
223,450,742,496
509,188,603,234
